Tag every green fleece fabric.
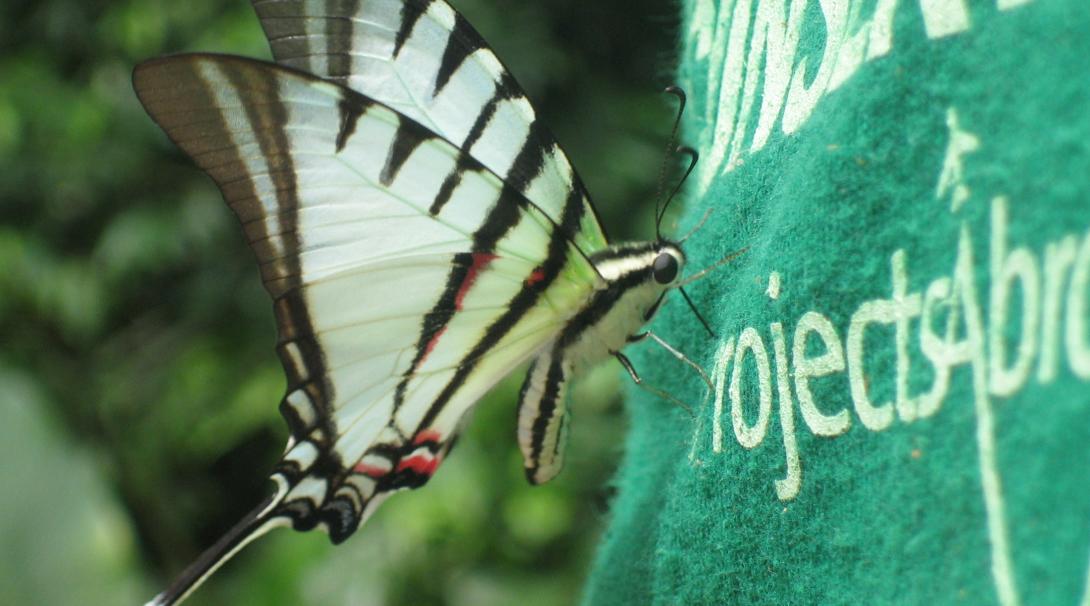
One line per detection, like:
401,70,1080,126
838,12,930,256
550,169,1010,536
583,1,1090,605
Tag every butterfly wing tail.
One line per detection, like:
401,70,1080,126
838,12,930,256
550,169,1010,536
145,493,289,606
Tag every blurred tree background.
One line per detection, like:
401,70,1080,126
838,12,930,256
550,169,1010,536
0,0,683,604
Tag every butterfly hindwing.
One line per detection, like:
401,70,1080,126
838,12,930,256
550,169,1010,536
250,0,608,255
133,53,601,539
517,348,573,485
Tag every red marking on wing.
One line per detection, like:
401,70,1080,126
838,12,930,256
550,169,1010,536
417,253,497,368
352,463,389,478
396,454,442,477
455,252,498,310
420,326,447,366
525,266,545,286
413,429,443,446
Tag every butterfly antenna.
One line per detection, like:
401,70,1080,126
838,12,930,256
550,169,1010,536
678,208,714,244
655,86,687,240
657,146,699,237
677,247,749,288
678,286,715,338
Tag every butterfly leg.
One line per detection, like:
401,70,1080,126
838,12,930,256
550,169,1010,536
643,331,713,392
614,351,641,383
625,332,711,391
614,351,695,417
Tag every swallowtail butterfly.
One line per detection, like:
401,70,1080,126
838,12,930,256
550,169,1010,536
135,1,718,603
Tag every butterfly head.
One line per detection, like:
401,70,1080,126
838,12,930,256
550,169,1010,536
650,240,717,337
592,241,683,287
651,242,685,287
584,86,715,337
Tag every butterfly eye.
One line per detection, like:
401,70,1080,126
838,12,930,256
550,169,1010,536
652,252,679,285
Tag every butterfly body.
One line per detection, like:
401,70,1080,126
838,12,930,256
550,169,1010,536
554,243,679,369
135,2,694,604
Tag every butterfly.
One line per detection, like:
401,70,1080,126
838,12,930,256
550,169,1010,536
134,1,724,604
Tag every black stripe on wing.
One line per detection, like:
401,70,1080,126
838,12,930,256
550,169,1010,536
434,10,483,96
428,93,502,215
250,0,609,247
134,56,338,446
413,186,586,433
391,183,528,415
335,94,366,152
394,0,431,57
327,0,361,80
380,119,432,186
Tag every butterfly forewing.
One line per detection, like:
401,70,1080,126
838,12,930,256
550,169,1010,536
134,54,601,540
250,0,608,256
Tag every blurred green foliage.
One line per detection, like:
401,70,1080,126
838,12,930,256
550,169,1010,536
0,1,679,604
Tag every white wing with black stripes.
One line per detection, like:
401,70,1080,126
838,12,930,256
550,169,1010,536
249,0,608,254
134,53,605,606
134,2,703,605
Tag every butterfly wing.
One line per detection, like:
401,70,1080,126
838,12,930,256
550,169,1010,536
516,349,574,485
249,0,609,255
133,53,602,542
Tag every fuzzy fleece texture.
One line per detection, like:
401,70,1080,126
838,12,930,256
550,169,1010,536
583,1,1090,604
